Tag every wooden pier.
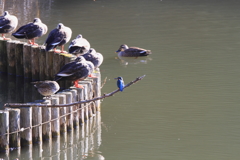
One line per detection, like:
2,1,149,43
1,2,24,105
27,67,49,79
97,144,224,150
0,38,102,158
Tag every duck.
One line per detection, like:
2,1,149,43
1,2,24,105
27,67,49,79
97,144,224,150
115,77,124,92
82,48,103,70
32,80,60,98
55,56,94,88
45,23,72,53
12,18,47,45
116,44,151,57
0,11,18,40
68,34,90,56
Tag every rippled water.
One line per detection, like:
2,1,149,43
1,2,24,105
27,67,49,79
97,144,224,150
1,0,240,159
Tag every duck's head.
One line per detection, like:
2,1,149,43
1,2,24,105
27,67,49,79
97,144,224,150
33,18,41,23
57,23,64,29
88,48,96,54
76,34,83,39
4,11,9,16
116,44,129,53
75,56,86,62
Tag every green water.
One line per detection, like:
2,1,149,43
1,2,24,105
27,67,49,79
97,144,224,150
1,0,240,159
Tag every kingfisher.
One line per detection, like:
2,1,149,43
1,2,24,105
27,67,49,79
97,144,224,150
115,77,124,92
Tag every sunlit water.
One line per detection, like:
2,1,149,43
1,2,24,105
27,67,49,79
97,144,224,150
1,0,240,159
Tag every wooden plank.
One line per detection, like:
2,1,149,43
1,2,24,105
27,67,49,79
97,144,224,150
0,39,8,73
39,48,47,80
32,106,42,144
15,42,24,76
23,44,32,78
31,46,40,81
20,106,32,146
42,99,52,141
0,110,9,152
6,41,16,75
7,108,20,149
51,97,60,137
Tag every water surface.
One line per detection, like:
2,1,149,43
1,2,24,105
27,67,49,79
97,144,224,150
1,0,240,159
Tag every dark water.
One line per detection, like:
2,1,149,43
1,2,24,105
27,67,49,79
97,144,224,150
1,0,240,159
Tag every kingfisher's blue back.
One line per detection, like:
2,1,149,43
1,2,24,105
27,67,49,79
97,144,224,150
116,77,124,92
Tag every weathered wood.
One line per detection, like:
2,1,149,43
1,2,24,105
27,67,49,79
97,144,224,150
0,39,8,73
39,48,47,80
46,51,54,80
23,44,32,78
31,46,40,81
32,106,42,144
42,99,51,141
7,108,21,149
70,89,79,128
56,94,67,134
53,53,60,77
15,42,24,76
51,97,60,137
20,106,32,146
75,88,84,124
65,92,73,132
92,72,101,111
6,41,16,75
0,110,9,152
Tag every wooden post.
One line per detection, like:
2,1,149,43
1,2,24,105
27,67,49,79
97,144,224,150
31,45,40,81
6,41,16,75
82,84,89,121
39,48,47,80
46,51,54,80
70,89,79,128
56,94,67,134
53,53,60,78
23,44,32,78
32,106,42,144
42,99,52,141
93,72,101,111
65,92,73,132
20,106,32,146
15,42,24,76
7,108,21,149
0,39,8,73
0,110,9,152
51,97,60,137
75,88,84,124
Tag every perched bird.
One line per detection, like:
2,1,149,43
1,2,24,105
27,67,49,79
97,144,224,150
68,34,90,56
32,80,60,98
115,77,124,92
82,48,103,70
45,23,72,53
12,18,47,45
55,56,94,88
0,11,18,40
116,44,151,57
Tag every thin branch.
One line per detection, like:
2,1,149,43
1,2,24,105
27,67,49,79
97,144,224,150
4,75,146,108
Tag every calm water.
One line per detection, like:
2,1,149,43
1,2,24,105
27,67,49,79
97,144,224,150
1,0,240,159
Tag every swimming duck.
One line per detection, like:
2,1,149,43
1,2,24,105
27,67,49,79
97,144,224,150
55,56,94,88
45,23,72,53
82,48,103,70
115,77,124,92
0,11,18,40
116,44,151,57
68,34,90,56
32,80,60,98
12,18,47,45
